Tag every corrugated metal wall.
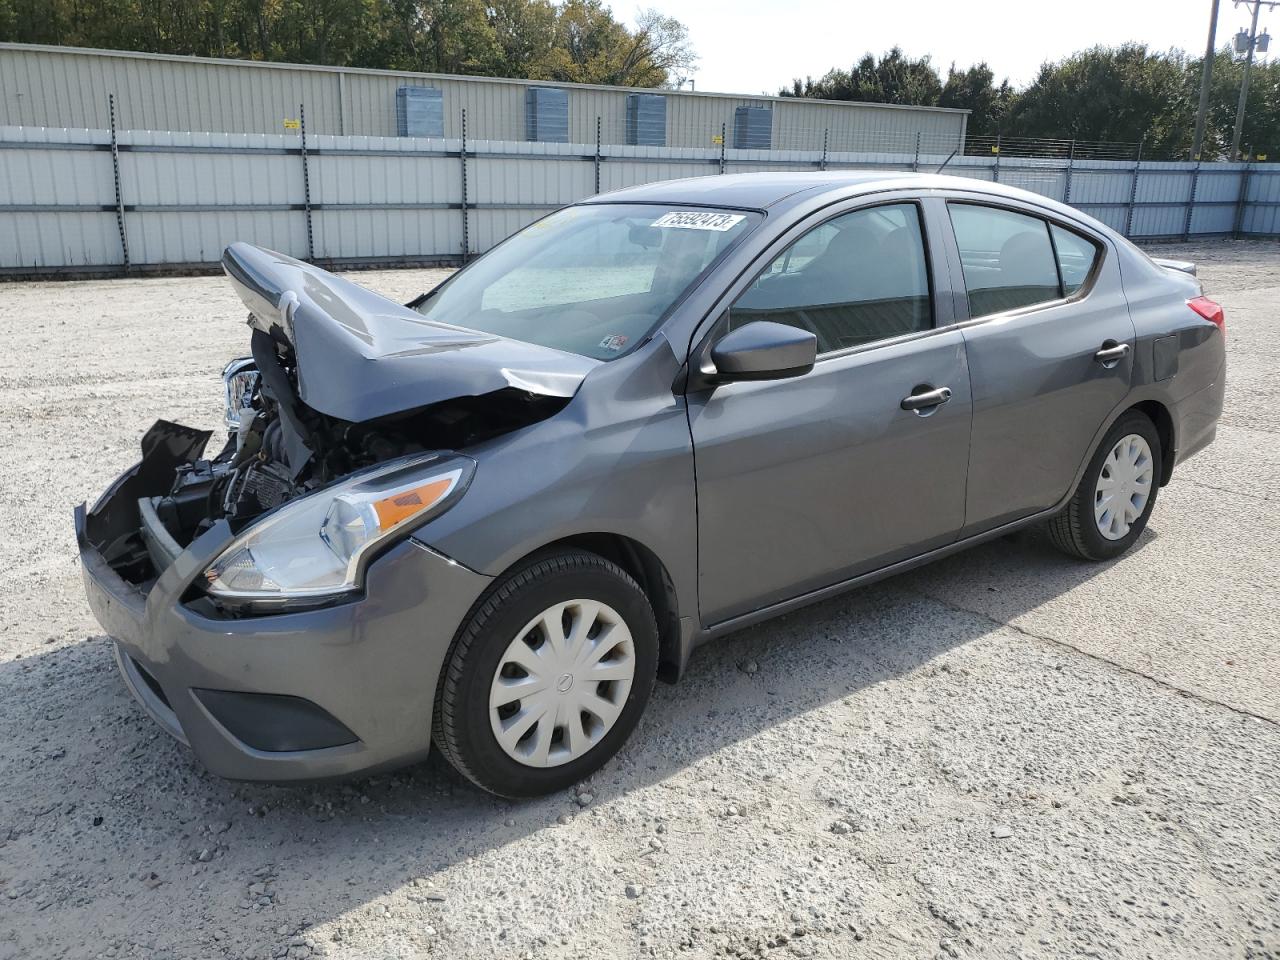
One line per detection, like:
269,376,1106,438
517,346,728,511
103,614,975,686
0,44,969,151
1,124,1276,275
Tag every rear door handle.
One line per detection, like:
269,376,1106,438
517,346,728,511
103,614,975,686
901,385,953,412
1094,342,1131,366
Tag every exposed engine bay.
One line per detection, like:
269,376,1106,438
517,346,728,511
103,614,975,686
83,242,596,592
148,329,567,555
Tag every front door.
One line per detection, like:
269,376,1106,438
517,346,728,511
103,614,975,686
687,200,972,625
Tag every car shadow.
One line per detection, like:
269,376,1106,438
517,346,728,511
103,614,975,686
1,522,1153,957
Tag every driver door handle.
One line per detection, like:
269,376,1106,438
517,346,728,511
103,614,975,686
901,385,953,412
1094,342,1131,365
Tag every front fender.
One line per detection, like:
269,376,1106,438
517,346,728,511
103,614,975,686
412,339,700,662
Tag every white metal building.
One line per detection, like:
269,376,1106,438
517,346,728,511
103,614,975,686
0,43,969,151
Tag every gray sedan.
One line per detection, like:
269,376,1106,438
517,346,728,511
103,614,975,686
76,172,1226,797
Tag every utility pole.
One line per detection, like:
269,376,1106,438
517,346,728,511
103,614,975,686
1230,0,1276,161
1191,0,1220,160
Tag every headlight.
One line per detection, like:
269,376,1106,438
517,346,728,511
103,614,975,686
203,453,473,605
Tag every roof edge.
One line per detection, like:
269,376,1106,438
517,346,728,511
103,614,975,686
0,42,971,116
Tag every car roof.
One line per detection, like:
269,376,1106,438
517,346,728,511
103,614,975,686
584,171,1114,237
585,171,893,210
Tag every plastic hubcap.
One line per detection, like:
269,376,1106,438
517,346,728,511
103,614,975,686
488,600,635,768
1094,433,1153,541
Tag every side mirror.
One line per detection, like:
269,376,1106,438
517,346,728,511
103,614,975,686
709,321,817,382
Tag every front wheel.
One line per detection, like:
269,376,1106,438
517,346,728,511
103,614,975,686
1047,411,1162,561
432,550,659,797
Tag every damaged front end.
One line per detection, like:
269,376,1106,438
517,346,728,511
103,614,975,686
80,242,594,614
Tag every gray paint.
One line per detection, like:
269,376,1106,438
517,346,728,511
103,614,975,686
929,196,1140,533
689,326,972,623
76,503,493,780
222,242,597,422
78,172,1225,782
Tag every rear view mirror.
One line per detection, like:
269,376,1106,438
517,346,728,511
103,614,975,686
709,321,817,382
628,223,662,249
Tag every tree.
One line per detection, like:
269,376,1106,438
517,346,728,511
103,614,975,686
939,62,1014,136
780,43,1280,158
1004,44,1189,154
487,0,557,79
0,0,695,87
781,47,942,106
531,0,693,86
628,8,696,88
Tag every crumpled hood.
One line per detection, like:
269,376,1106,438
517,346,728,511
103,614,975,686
221,242,598,423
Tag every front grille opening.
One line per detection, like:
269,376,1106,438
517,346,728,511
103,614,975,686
131,657,171,709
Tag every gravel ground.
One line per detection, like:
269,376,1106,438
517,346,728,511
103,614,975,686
1,242,1278,960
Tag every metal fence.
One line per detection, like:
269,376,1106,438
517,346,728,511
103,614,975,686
3,106,1279,277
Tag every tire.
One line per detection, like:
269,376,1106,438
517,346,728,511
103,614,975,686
1047,411,1162,562
432,549,659,798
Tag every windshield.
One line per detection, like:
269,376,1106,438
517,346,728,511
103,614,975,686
413,204,760,360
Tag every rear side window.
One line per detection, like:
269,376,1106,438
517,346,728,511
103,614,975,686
1050,223,1099,296
948,204,1061,318
730,202,932,355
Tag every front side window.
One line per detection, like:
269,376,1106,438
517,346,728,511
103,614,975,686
729,202,932,355
413,204,758,361
948,204,1062,318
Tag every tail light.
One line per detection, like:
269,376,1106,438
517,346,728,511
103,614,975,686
1187,296,1226,338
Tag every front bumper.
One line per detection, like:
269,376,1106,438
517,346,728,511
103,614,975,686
75,460,493,782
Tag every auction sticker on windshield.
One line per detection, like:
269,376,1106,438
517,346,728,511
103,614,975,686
651,211,746,231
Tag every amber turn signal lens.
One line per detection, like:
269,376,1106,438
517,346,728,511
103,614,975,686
372,477,454,529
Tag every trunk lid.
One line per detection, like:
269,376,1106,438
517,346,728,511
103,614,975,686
1149,256,1197,278
221,243,598,423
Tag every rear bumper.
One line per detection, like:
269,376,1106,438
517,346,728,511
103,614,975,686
76,474,492,782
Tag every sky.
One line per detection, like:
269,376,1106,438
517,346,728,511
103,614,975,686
634,0,1273,96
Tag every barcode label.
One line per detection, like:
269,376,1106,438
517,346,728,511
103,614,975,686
651,211,746,232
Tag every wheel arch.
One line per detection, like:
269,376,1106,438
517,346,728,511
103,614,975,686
492,533,686,684
1127,399,1176,487
1066,393,1177,502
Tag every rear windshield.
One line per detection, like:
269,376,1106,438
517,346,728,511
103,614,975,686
413,204,760,360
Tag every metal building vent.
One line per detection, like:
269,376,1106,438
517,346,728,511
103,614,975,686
626,93,667,146
395,86,444,137
526,87,569,143
733,106,773,149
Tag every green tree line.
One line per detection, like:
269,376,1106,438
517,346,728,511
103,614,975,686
783,44,1279,159
0,0,696,87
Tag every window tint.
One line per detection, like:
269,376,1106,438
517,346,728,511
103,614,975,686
730,203,931,354
948,204,1061,318
1050,224,1099,296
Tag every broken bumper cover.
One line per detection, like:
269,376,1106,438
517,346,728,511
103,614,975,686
75,485,492,782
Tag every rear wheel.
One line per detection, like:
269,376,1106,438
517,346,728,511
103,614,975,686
433,550,658,797
1048,411,1162,561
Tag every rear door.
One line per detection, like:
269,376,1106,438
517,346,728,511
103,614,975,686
942,200,1136,534
687,198,972,625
